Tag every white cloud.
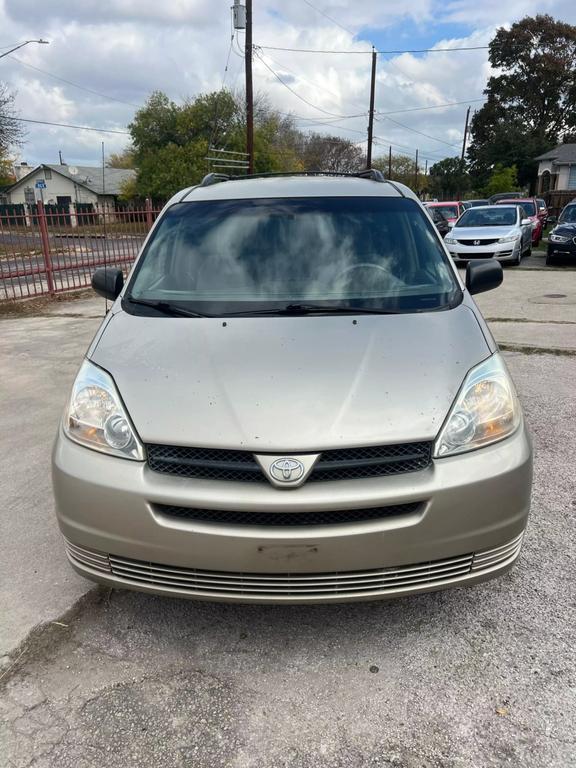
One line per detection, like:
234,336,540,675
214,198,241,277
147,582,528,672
1,0,574,168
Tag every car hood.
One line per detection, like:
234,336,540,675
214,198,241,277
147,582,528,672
90,304,490,451
451,226,517,239
555,223,576,236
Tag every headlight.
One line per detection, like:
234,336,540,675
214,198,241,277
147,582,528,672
498,234,520,243
444,236,457,244
434,354,521,458
550,232,570,243
63,360,144,460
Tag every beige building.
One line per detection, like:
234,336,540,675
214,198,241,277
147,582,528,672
536,144,576,194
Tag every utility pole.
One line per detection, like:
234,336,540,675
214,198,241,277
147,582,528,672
245,0,254,173
461,106,471,162
414,149,419,190
366,47,377,168
388,145,392,179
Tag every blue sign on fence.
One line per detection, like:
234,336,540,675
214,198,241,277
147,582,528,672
35,180,47,189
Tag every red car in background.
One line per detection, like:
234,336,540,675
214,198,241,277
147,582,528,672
495,198,543,245
536,198,549,227
424,201,466,227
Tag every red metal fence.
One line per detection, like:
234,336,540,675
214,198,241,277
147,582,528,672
0,200,162,301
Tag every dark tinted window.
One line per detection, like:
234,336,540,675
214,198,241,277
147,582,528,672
456,207,517,227
428,204,458,219
127,197,459,315
559,205,576,224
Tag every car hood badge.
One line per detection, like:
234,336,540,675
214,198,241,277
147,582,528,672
254,453,321,489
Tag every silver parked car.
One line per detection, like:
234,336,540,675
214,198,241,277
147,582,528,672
444,205,532,265
52,171,532,604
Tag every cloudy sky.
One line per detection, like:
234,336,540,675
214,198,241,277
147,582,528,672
1,0,575,169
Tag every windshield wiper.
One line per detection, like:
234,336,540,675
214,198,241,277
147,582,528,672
125,296,210,318
222,303,403,317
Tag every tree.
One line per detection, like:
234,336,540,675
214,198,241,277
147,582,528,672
467,15,576,191
372,153,416,186
299,133,364,172
0,83,24,157
107,148,136,169
428,157,471,199
0,156,16,186
483,164,519,197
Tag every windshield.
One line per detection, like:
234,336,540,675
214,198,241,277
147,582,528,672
126,197,459,315
559,205,576,224
518,201,536,216
429,204,458,219
456,207,517,228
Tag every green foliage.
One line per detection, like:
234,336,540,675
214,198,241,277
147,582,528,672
468,14,576,191
428,157,471,199
372,153,416,186
0,156,16,186
482,164,519,197
107,148,136,169
127,89,368,198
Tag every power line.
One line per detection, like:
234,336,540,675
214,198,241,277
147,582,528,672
12,117,130,135
300,0,356,36
253,49,363,118
256,43,490,55
376,98,485,116
255,48,366,112
7,55,141,108
376,115,461,148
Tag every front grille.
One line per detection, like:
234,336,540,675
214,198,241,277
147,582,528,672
147,444,262,482
64,532,524,600
146,441,433,484
457,238,499,246
153,502,422,527
310,442,431,482
456,252,494,259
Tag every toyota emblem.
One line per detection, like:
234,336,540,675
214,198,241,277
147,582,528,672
269,458,305,483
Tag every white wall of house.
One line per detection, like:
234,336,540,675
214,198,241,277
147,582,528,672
557,164,576,190
537,161,576,191
538,160,554,175
8,169,100,206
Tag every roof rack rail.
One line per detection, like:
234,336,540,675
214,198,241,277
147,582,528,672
199,169,387,187
200,173,231,187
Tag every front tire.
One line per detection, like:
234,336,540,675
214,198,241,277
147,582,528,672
545,253,554,266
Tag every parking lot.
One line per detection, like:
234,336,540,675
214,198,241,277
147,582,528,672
1,262,575,767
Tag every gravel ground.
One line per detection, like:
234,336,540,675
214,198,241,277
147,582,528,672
1,350,575,768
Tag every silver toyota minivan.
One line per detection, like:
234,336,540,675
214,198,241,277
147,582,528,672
52,171,532,603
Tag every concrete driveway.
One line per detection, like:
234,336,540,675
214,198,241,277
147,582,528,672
1,267,575,767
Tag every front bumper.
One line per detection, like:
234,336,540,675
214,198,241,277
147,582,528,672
548,240,576,259
446,241,522,263
52,423,533,603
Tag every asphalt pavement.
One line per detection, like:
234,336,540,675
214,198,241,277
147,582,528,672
1,267,575,767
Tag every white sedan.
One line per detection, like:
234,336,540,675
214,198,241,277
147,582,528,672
443,205,533,266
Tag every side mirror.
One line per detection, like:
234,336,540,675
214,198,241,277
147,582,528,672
92,268,124,301
547,216,557,226
466,260,503,296
521,218,532,226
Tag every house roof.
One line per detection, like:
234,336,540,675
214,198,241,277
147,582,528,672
535,144,576,164
7,164,135,196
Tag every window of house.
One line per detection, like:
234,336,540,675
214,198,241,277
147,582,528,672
568,165,576,190
44,168,52,180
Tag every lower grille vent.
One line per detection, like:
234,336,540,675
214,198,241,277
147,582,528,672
153,502,422,527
